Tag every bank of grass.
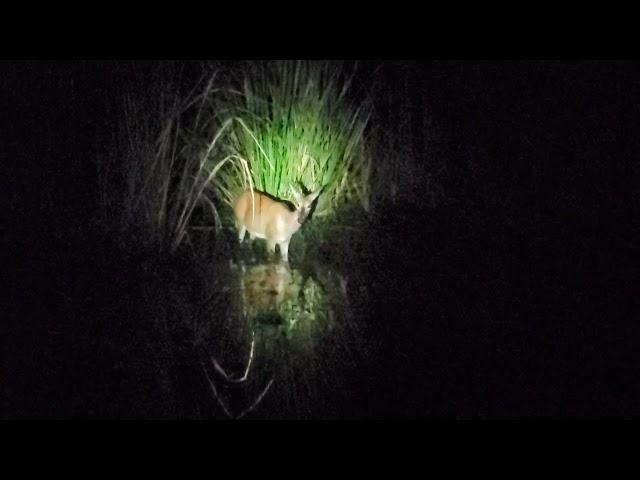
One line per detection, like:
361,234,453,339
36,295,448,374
98,61,443,264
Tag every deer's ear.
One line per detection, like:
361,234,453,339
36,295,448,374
307,187,322,203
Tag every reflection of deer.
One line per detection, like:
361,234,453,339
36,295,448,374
233,187,320,262
239,263,297,318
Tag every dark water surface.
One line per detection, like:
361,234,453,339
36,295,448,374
6,200,636,419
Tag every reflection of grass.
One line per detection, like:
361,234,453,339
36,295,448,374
201,261,346,370
280,273,331,335
194,255,376,418
237,265,334,342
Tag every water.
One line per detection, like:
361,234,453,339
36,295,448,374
193,258,377,419
7,205,635,418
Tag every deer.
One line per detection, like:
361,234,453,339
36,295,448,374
233,186,321,262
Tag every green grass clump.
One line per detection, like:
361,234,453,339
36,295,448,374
208,61,373,217
97,61,376,255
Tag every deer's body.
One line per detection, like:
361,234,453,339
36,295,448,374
233,188,319,262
